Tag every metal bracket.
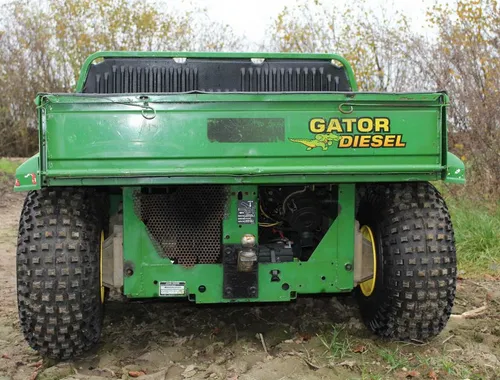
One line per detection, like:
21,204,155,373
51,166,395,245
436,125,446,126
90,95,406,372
222,246,258,299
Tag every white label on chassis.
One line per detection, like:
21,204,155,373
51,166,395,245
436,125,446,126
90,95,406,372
159,281,186,296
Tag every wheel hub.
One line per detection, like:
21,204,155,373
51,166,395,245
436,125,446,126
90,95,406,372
359,225,377,297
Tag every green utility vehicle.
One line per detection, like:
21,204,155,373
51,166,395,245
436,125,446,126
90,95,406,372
14,52,465,359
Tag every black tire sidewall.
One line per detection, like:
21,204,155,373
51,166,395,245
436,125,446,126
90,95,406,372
16,188,104,359
354,183,457,340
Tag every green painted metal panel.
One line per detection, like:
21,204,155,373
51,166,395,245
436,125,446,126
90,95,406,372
45,172,442,187
38,92,448,185
444,152,466,184
122,184,356,302
13,154,41,192
223,186,259,245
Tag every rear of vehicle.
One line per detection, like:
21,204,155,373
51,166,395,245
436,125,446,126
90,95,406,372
14,52,465,359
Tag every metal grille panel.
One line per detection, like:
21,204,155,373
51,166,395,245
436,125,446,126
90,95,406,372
82,58,351,93
134,186,228,265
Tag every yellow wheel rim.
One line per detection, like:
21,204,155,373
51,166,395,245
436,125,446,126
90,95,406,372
100,231,105,303
359,225,377,297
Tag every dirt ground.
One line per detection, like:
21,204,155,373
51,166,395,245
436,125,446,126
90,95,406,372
1,191,499,380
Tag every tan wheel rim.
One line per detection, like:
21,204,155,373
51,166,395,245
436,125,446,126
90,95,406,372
359,225,377,297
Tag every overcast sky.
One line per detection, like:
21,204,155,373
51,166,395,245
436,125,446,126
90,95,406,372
168,0,444,49
0,0,447,49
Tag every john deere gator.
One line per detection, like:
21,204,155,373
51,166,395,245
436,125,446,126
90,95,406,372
13,52,465,359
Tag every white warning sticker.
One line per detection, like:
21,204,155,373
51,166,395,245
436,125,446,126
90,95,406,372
159,281,186,296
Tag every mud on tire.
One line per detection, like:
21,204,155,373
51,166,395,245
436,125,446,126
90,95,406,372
356,182,457,340
16,188,104,359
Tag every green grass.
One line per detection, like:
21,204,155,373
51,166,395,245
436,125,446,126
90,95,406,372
446,196,500,276
0,158,19,176
0,158,20,186
377,347,410,373
318,324,352,359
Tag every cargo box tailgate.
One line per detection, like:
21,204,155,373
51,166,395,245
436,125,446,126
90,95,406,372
38,92,447,184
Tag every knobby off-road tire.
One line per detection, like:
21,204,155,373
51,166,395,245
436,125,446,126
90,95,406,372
356,182,456,340
17,188,104,359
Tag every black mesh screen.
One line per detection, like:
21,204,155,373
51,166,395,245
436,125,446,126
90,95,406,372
134,186,228,266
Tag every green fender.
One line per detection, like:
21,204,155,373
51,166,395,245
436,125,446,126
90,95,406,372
444,152,465,184
14,154,41,192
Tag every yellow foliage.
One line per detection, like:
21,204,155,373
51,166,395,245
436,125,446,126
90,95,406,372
268,0,413,91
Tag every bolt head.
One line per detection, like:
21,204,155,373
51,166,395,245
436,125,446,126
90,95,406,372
241,234,256,247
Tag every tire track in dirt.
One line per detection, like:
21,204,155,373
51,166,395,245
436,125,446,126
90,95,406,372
0,193,23,314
